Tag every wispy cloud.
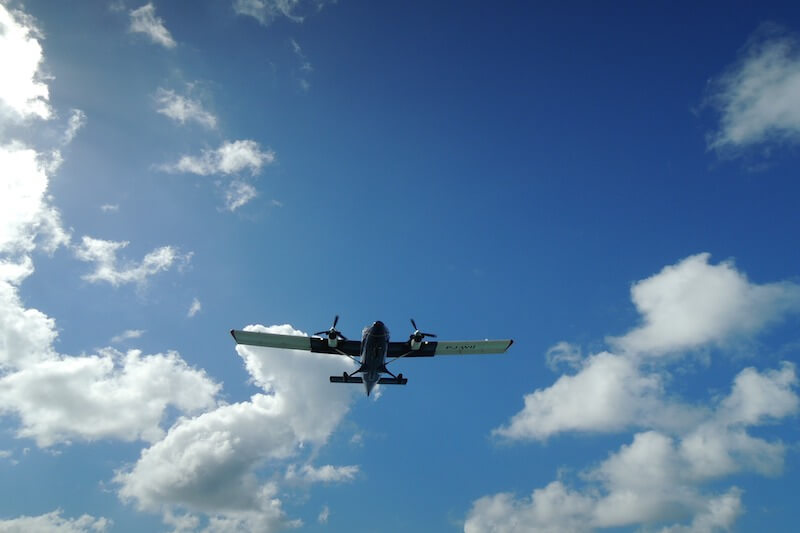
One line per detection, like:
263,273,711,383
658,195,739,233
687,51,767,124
187,297,201,318
233,0,303,25
74,236,191,287
111,329,145,344
129,3,175,48
317,505,329,524
100,204,119,213
285,463,359,484
707,24,800,153
154,87,217,129
62,109,86,144
161,139,275,176
224,180,258,211
0,510,111,532
0,4,51,120
290,38,313,91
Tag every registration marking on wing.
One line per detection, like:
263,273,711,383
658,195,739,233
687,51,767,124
434,339,513,355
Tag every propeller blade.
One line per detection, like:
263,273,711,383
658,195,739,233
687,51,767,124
410,318,418,331
313,331,327,336
422,332,437,338
333,315,339,328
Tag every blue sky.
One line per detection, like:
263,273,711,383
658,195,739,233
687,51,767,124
1,1,800,531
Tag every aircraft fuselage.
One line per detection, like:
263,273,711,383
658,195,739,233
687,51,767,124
360,321,389,396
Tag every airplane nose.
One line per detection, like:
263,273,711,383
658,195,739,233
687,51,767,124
372,321,385,332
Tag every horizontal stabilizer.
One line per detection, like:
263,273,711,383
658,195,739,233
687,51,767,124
378,377,408,385
330,376,363,384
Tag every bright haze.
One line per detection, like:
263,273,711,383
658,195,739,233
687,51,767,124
1,1,800,532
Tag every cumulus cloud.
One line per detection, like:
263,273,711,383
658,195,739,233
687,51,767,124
154,88,217,129
707,24,800,152
1,231,219,450
465,481,595,533
472,376,790,532
0,509,111,532
74,236,191,287
187,297,201,318
477,254,800,531
115,324,357,529
0,349,219,447
161,140,275,176
494,352,674,440
129,3,175,48
609,253,800,356
0,4,51,121
0,143,70,256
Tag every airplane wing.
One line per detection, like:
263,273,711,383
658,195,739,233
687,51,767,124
230,329,362,357
387,339,513,358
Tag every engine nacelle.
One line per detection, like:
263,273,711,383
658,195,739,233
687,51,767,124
327,337,339,348
410,338,422,351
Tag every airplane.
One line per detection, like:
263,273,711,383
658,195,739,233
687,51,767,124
230,316,513,396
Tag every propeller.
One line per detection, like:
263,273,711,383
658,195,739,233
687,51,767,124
314,315,347,340
409,318,437,343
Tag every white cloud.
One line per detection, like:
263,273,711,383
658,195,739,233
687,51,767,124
154,88,217,129
285,463,359,484
74,236,191,287
719,361,799,425
233,0,304,25
115,324,357,528
111,329,145,344
0,264,59,370
187,297,201,318
708,25,800,151
476,254,800,531
99,204,119,213
658,489,743,533
317,506,329,524
464,481,595,533
129,3,175,48
161,140,275,176
0,4,51,121
0,143,70,256
62,108,87,144
610,253,800,356
0,348,220,447
544,341,582,371
493,352,699,440
290,38,313,91
0,509,111,532
224,180,258,211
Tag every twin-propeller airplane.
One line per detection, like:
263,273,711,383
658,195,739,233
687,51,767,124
231,317,513,396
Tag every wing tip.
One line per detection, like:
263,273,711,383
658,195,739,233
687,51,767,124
230,329,238,343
